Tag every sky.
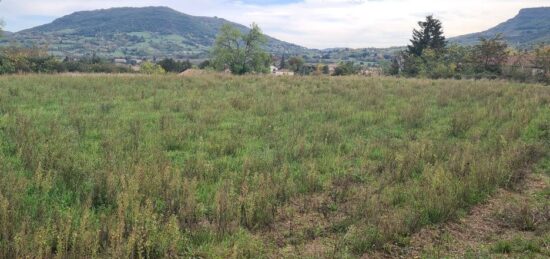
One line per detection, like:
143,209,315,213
0,0,549,48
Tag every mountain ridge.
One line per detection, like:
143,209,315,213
4,6,307,59
450,7,550,47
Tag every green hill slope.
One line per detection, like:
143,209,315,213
451,7,550,48
4,6,307,59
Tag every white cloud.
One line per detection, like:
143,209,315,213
1,0,549,48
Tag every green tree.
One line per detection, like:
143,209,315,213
407,15,447,57
322,64,330,75
534,44,550,83
288,56,305,73
333,61,357,76
472,35,509,74
211,23,270,75
199,60,211,69
140,61,166,74
158,58,192,73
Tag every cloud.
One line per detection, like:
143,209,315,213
0,0,549,48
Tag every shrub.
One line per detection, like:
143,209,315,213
140,61,166,74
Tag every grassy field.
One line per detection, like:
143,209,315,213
0,75,548,258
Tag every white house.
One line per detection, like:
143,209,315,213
274,69,295,76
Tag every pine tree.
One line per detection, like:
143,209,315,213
407,15,446,57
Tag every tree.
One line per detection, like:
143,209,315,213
534,44,550,83
471,34,509,74
279,54,287,69
388,58,400,75
322,64,330,75
198,60,211,69
158,58,192,73
288,56,304,73
140,61,166,74
211,23,270,75
407,15,447,57
333,62,357,76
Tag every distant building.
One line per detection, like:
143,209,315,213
360,68,382,77
327,64,338,75
113,58,127,64
506,54,544,77
274,69,295,76
129,59,143,65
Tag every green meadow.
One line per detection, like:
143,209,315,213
0,75,548,258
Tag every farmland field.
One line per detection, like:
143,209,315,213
0,75,548,258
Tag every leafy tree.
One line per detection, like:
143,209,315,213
534,44,550,83
288,56,305,73
418,48,455,79
407,15,447,57
387,58,400,75
158,58,192,73
211,23,270,75
322,64,330,75
0,53,15,74
198,60,211,69
140,61,166,74
333,62,357,76
471,35,509,74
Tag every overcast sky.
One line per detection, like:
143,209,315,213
0,0,549,48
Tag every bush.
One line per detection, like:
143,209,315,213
140,61,166,74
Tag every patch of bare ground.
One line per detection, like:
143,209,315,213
264,178,365,258
263,193,344,258
388,173,550,258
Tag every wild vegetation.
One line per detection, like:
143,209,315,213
0,74,548,257
391,16,550,84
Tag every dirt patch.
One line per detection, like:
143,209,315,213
402,173,549,258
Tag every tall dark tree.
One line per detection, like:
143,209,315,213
279,54,287,69
407,15,447,57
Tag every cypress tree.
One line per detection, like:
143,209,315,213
407,15,446,57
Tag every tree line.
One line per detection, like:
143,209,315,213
209,23,364,76
0,44,200,74
389,15,549,84
1,15,547,81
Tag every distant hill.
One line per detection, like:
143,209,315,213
2,7,307,59
451,7,550,48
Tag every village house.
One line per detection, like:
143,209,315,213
270,65,295,76
274,69,295,76
113,58,127,65
506,54,545,77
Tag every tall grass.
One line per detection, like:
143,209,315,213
0,74,548,257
